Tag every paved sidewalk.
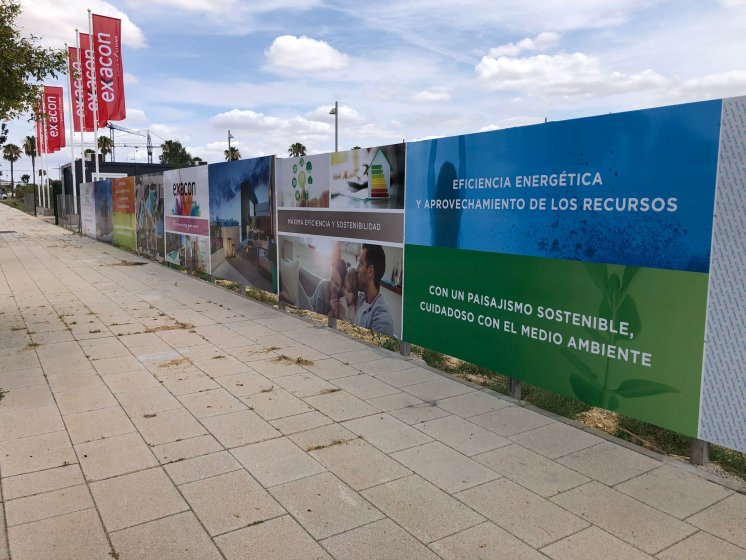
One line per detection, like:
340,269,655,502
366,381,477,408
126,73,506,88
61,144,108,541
1,204,744,560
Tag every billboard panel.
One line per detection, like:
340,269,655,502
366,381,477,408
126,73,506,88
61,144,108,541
163,166,210,273
403,101,722,437
94,179,113,243
276,144,406,338
112,176,136,251
135,172,165,259
209,157,276,292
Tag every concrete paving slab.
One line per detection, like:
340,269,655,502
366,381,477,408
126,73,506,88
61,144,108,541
131,406,208,446
76,431,158,481
615,464,733,519
556,441,661,486
304,358,361,380
0,430,76,477
216,514,333,560
310,438,411,490
201,409,281,448
273,371,341,397
232,437,326,487
102,369,164,394
456,478,589,548
2,464,84,501
342,412,433,453
55,384,118,415
430,521,549,560
0,404,64,441
91,467,188,531
551,481,697,554
540,526,653,560
242,387,313,420
509,421,604,459
151,434,223,464
417,415,511,456
0,368,46,390
5,483,93,527
388,402,451,425
686,493,746,548
322,518,440,560
0,385,55,410
271,410,334,435
270,472,384,540
64,405,135,444
110,511,223,560
331,373,401,400
361,474,484,543
216,370,275,397
288,423,359,452
469,406,556,436
656,530,746,560
7,508,111,560
180,469,284,536
305,390,381,422
164,451,242,486
117,385,183,417
475,443,590,497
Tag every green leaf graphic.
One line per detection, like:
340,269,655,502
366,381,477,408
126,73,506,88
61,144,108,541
612,379,680,398
608,395,620,411
584,262,609,293
621,266,640,293
562,348,598,380
615,295,642,342
570,374,603,406
608,273,621,294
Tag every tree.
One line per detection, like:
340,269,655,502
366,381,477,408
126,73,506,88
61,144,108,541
224,146,240,161
191,156,203,166
288,142,306,157
20,173,29,185
2,143,21,190
98,135,113,161
22,135,35,184
159,139,193,168
0,1,67,121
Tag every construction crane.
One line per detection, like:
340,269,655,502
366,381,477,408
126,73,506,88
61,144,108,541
106,123,155,163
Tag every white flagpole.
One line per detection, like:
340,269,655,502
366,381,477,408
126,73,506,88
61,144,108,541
66,43,77,216
34,106,41,209
88,10,100,180
76,30,87,185
41,93,48,208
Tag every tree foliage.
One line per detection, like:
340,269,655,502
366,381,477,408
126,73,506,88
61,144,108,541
98,135,114,160
2,143,21,189
288,142,306,157
224,146,240,161
0,1,67,121
160,139,193,167
23,134,35,183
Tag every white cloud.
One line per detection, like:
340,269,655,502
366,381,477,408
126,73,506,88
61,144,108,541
305,105,366,125
673,71,746,102
476,51,669,96
265,35,350,72
211,109,330,136
487,32,559,57
18,0,147,49
124,73,139,86
412,88,452,102
479,116,545,132
120,108,148,126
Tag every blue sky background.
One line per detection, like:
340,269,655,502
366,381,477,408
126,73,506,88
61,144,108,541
3,0,746,180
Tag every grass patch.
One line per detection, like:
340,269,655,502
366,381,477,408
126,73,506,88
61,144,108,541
10,326,25,331
0,388,7,402
306,439,350,452
110,260,146,266
273,354,314,366
23,342,40,350
319,388,341,395
260,386,274,393
158,357,191,368
144,322,194,333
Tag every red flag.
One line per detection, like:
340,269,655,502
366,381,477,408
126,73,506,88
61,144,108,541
44,86,65,152
92,14,126,122
80,33,108,127
68,46,90,132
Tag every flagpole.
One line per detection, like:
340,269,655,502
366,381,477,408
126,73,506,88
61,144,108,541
41,92,48,208
88,9,100,180
34,103,42,211
76,30,87,186
66,44,77,217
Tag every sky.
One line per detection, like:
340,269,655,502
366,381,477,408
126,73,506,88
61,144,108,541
3,0,746,180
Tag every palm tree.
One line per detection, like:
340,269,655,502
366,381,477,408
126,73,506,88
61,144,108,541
288,143,307,157
2,144,21,190
224,146,241,161
98,135,114,161
23,136,36,185
21,174,30,185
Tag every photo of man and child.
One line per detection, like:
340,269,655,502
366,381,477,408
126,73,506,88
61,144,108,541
279,238,403,338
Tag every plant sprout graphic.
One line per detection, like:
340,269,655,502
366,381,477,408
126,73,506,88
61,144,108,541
563,263,679,410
